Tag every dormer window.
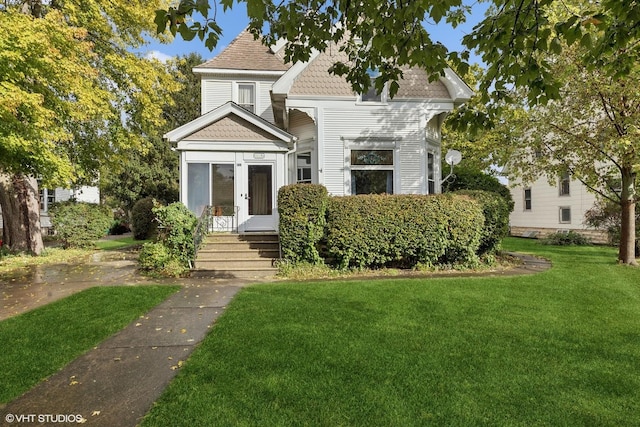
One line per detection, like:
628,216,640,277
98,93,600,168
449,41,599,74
237,83,255,113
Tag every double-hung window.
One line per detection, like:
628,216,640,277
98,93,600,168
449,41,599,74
524,188,532,211
237,83,255,113
559,172,570,196
296,153,312,183
350,149,394,194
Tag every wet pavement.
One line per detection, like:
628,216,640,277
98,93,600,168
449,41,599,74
0,250,158,321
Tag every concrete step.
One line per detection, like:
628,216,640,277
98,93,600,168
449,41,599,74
194,233,280,279
191,267,279,279
195,258,276,270
197,249,280,260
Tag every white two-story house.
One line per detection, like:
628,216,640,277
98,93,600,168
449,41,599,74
165,30,473,233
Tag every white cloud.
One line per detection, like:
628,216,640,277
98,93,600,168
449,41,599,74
145,50,173,63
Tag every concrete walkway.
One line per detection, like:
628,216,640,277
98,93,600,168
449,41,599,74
1,283,242,427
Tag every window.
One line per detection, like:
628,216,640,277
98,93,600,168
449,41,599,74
39,188,55,212
296,153,312,183
559,172,570,196
187,163,210,217
427,152,436,194
237,83,255,113
524,188,532,211
360,69,384,103
350,149,394,194
559,206,571,223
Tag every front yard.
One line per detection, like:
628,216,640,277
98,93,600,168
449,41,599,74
141,238,640,426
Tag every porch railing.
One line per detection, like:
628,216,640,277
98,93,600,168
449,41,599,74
193,205,239,266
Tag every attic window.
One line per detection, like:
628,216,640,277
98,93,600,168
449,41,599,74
237,83,255,113
360,69,385,103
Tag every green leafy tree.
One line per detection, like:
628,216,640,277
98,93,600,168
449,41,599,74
156,0,640,106
506,43,639,264
0,0,179,254
101,53,203,212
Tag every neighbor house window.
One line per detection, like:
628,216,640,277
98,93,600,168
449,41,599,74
39,188,55,212
427,152,436,194
350,149,394,194
296,153,312,183
559,172,570,196
237,83,255,113
524,188,532,211
559,206,571,223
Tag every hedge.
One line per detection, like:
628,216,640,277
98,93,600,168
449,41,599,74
49,201,113,249
454,190,510,255
278,184,328,264
325,194,484,269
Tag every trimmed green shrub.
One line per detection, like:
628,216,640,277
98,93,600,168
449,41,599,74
443,165,515,212
131,197,157,240
325,194,484,269
542,231,592,246
278,184,329,264
153,202,198,267
455,190,510,255
49,201,113,249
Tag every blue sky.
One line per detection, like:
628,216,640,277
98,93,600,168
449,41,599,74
143,2,488,64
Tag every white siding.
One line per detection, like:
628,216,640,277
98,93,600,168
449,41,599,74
201,77,278,123
201,79,232,114
510,177,598,230
257,81,274,123
320,104,430,196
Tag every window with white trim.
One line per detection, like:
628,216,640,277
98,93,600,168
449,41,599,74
39,188,55,212
360,69,386,103
350,149,394,194
296,153,312,183
524,188,532,211
237,83,255,113
559,172,570,196
559,206,571,223
427,152,436,194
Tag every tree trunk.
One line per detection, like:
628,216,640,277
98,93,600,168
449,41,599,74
0,173,44,255
618,168,637,265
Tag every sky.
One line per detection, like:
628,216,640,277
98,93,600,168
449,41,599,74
142,2,489,64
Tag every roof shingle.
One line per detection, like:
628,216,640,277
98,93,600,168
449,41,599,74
198,30,291,72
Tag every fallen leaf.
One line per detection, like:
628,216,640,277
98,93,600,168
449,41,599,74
180,328,187,334
91,411,101,416
135,323,142,327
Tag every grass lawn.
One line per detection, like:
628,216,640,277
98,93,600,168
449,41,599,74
95,236,148,251
0,285,179,403
142,238,640,426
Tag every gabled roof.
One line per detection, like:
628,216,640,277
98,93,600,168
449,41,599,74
164,102,295,144
196,30,291,73
272,44,473,104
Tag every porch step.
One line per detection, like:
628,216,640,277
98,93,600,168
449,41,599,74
193,233,280,279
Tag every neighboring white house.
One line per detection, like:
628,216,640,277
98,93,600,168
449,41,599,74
509,175,607,243
0,185,100,234
165,30,473,233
